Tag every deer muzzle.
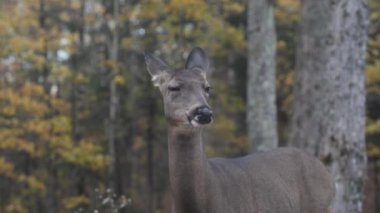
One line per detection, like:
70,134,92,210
192,106,213,125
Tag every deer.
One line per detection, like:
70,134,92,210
144,47,335,213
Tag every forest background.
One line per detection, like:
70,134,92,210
0,0,379,213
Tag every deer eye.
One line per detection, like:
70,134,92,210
168,86,181,92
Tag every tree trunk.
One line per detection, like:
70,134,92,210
39,0,58,211
146,90,156,213
107,0,119,192
70,0,85,143
290,1,369,212
39,0,50,92
70,0,86,200
247,0,278,152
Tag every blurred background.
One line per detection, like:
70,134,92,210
0,0,379,212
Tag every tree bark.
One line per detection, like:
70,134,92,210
70,0,85,143
290,1,369,212
39,0,50,92
146,89,156,213
39,0,58,212
107,0,119,192
247,0,278,152
69,0,86,200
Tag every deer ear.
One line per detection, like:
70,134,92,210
144,50,169,86
185,47,209,73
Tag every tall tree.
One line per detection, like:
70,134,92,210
247,0,278,152
107,0,120,192
290,0,369,212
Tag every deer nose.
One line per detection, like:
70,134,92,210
194,106,213,124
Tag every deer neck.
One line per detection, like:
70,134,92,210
168,125,210,212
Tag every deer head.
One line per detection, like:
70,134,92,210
144,47,213,127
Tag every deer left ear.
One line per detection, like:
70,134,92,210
185,47,209,73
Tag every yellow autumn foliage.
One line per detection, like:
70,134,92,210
114,74,127,86
367,120,380,134
0,157,15,177
58,140,107,172
4,199,27,213
0,137,36,156
368,143,380,157
17,175,46,193
367,61,380,85
62,195,90,210
0,82,107,209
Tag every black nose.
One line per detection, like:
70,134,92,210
194,106,213,124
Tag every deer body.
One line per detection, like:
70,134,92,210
145,48,335,213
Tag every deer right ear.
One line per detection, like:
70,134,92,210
185,47,209,73
144,50,169,86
